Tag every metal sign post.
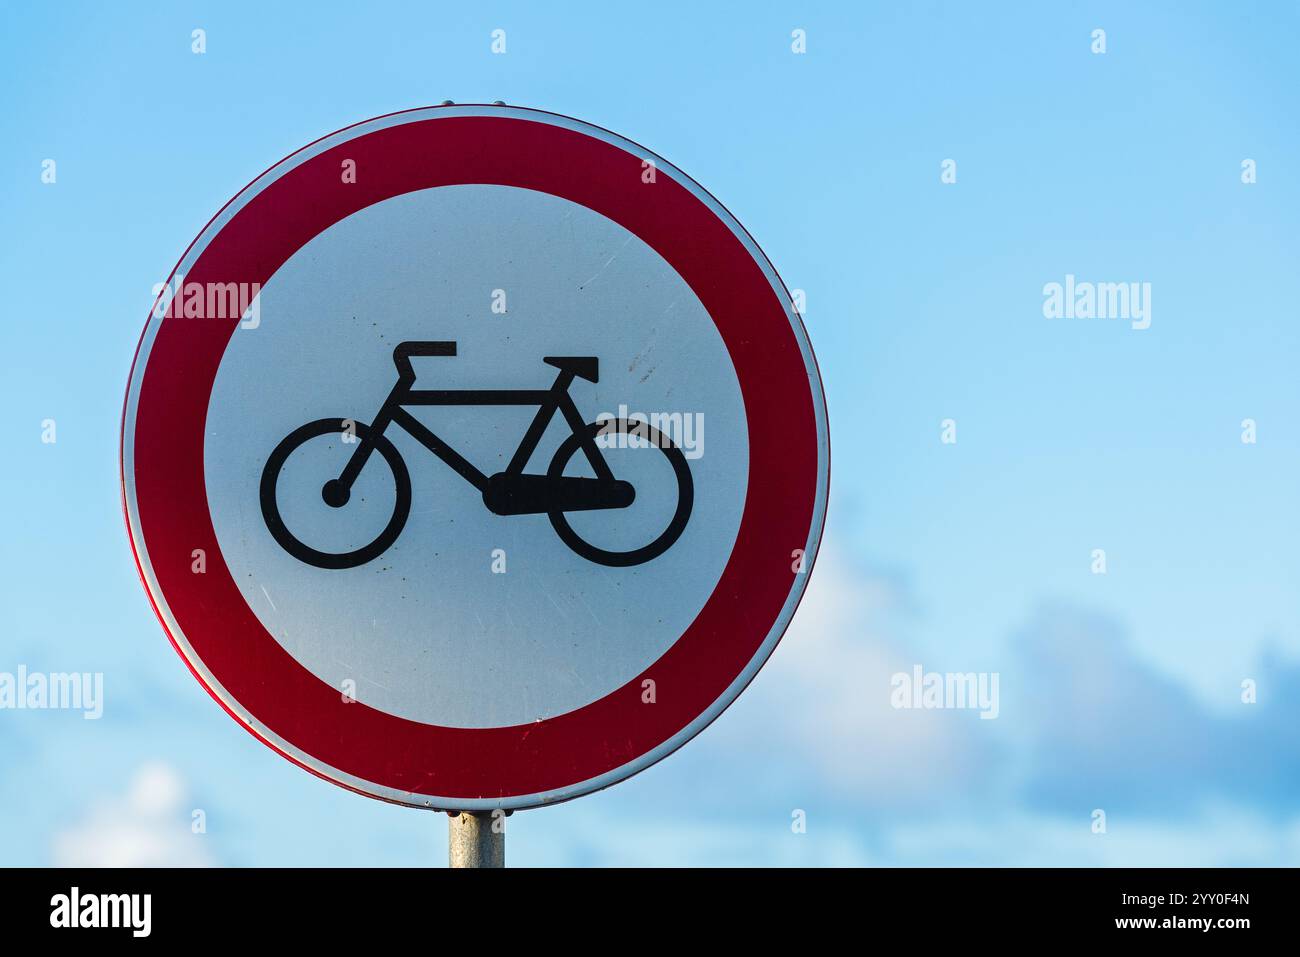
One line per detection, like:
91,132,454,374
448,811,504,868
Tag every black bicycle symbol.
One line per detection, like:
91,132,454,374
260,341,694,570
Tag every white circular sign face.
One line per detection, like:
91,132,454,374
207,183,749,727
122,105,828,809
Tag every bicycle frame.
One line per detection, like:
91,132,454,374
332,342,625,516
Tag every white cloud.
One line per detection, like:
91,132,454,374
883,804,1300,867
702,534,1002,808
52,761,214,867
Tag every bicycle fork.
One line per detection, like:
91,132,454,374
483,368,635,516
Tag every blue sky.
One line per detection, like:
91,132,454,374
2,1,1298,865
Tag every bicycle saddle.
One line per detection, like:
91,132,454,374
543,356,599,383
393,341,456,380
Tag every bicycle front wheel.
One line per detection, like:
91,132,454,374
547,418,694,567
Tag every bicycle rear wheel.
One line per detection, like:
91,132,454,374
260,417,412,570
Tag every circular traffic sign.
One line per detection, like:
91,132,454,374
121,105,829,810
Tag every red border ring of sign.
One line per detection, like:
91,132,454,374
120,105,830,811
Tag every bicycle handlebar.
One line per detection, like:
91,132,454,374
394,341,456,380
